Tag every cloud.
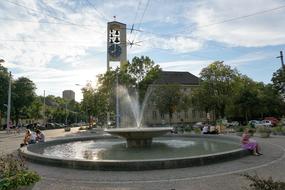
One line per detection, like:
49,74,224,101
187,0,285,47
226,51,275,66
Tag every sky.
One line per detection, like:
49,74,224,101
0,0,284,102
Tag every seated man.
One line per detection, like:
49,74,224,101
202,125,209,134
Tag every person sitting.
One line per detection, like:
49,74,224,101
20,129,32,147
241,128,262,156
29,131,37,144
202,125,209,134
209,125,218,134
35,129,45,143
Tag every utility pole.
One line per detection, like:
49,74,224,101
276,51,284,70
65,103,68,125
116,73,120,128
43,90,46,127
6,72,11,131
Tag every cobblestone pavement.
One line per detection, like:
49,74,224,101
1,129,285,190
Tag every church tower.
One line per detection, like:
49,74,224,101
107,21,127,70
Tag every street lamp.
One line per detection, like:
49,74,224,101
1,59,12,131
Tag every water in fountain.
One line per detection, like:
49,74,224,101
117,85,153,128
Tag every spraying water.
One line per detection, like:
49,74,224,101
117,85,153,128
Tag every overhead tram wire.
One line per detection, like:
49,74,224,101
84,0,110,22
4,0,106,35
131,0,151,45
127,0,142,48
128,0,142,40
135,4,285,44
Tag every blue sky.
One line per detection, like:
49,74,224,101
0,0,284,101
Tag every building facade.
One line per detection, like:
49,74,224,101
143,71,208,125
62,90,75,101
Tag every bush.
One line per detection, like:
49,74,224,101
193,128,201,134
256,126,271,133
242,173,285,190
0,153,40,190
235,126,245,133
0,170,40,190
78,126,86,130
272,126,285,135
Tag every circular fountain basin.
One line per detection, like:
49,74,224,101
20,135,249,171
104,127,172,148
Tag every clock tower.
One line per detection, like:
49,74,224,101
107,21,127,70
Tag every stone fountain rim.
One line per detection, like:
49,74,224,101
19,135,250,171
104,127,173,132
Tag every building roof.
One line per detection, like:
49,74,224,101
154,71,200,85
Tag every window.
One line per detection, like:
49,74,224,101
185,111,188,119
160,113,164,119
200,111,204,118
177,112,181,119
152,111,157,120
192,109,196,118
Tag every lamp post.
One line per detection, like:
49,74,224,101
43,90,46,127
0,59,4,126
116,73,120,128
7,72,12,132
1,59,12,132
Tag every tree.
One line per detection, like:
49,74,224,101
12,77,36,124
91,56,161,125
193,61,239,119
258,84,285,118
0,64,9,125
272,68,285,97
152,84,183,124
127,56,161,102
26,97,43,121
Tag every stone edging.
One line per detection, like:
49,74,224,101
19,135,250,171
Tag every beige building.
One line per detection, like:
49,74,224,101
144,71,208,125
62,90,75,101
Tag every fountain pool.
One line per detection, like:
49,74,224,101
20,135,249,170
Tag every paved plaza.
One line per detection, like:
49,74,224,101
1,128,285,190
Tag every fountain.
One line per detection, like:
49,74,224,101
104,85,172,148
19,85,249,171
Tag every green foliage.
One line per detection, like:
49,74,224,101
271,126,285,134
242,173,285,190
0,170,40,190
88,56,161,125
184,126,192,132
256,126,271,133
193,127,201,134
12,77,36,123
151,84,183,124
0,64,9,116
193,61,239,118
272,68,285,96
127,56,161,102
193,61,285,122
0,153,40,190
235,126,245,133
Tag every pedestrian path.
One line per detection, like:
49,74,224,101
1,129,285,190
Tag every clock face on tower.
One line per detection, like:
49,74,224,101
108,44,122,57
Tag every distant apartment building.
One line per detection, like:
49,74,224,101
62,90,75,101
143,71,208,125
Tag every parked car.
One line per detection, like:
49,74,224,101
192,122,204,130
248,120,261,128
264,117,279,126
261,120,273,127
227,121,239,127
249,120,273,128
